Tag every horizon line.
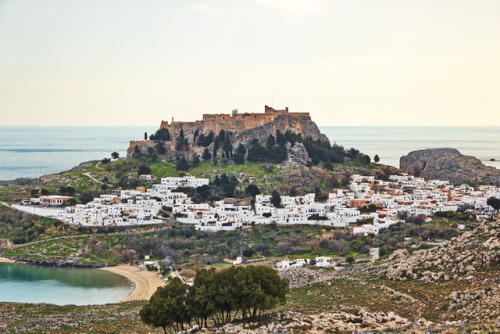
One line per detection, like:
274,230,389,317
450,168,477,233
1,124,499,128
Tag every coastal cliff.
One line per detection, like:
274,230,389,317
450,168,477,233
400,148,500,185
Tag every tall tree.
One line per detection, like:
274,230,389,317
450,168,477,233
176,157,189,171
155,141,166,155
111,152,119,159
138,165,152,175
267,134,276,147
234,144,246,164
202,148,212,161
245,184,260,197
487,197,500,213
374,154,380,163
271,190,281,208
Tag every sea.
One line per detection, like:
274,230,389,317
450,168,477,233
0,126,499,181
0,262,132,305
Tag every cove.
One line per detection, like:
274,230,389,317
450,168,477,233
0,263,132,305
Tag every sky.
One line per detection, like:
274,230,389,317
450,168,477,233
1,0,499,127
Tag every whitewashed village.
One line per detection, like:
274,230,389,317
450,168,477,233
13,173,498,272
18,174,498,237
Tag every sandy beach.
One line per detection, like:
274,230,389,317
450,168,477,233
100,265,165,302
0,256,16,263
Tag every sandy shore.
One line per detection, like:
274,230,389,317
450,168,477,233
100,265,165,302
0,256,16,263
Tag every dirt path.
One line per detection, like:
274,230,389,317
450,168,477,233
101,265,165,301
83,172,103,184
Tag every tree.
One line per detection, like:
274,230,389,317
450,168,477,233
155,141,166,155
64,198,77,206
59,186,76,196
487,197,500,213
242,248,255,258
202,148,212,161
271,190,281,208
176,157,189,171
111,152,120,159
140,277,191,334
144,132,148,140
176,131,189,151
346,256,355,265
150,128,171,141
374,154,380,163
267,134,276,147
245,184,261,197
79,191,94,204
133,146,141,157
138,165,152,175
222,139,233,159
233,144,246,164
192,154,200,166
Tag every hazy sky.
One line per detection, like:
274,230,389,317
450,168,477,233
1,0,499,126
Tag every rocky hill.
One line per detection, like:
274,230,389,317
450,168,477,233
385,220,499,321
127,105,327,158
400,148,500,185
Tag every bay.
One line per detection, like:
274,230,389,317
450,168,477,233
0,262,132,305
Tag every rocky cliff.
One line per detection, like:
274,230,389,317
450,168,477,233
127,114,329,160
400,148,500,185
234,115,329,146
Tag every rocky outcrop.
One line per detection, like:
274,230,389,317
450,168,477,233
385,220,500,321
286,143,310,166
385,220,499,281
400,148,500,185
235,115,329,146
128,113,329,160
10,258,102,268
278,267,336,288
0,238,13,250
447,287,499,320
183,309,432,334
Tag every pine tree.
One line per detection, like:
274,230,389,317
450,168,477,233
271,190,281,208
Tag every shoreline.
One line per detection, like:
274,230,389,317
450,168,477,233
0,256,16,263
100,265,165,302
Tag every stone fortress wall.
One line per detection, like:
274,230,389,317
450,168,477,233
160,106,310,135
128,106,316,157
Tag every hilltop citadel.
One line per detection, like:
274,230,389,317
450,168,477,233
127,105,327,158
160,105,310,134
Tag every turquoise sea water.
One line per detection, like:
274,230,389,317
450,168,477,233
0,126,498,180
0,262,132,305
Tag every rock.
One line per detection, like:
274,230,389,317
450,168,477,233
286,143,310,165
277,267,336,288
386,220,500,282
0,238,13,250
400,148,500,185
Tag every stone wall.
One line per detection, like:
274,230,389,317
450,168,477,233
159,106,311,137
